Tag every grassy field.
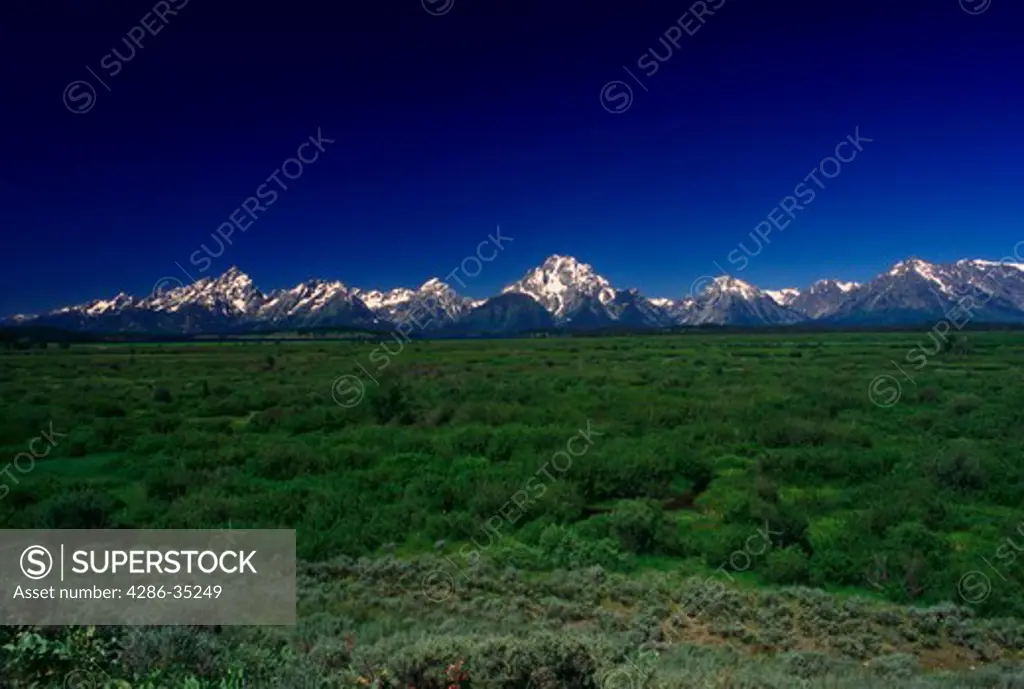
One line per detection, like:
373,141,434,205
2,332,1024,687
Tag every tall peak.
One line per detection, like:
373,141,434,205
213,266,253,285
419,277,448,291
504,255,616,318
704,276,761,300
888,257,935,274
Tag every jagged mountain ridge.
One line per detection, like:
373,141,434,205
502,254,617,319
352,278,480,328
681,276,805,326
823,258,1024,324
10,256,1024,334
786,280,861,319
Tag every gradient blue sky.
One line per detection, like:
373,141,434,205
1,0,1022,315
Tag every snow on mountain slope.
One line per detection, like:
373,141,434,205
141,266,264,316
353,278,474,327
683,276,804,325
826,258,1024,323
352,287,416,312
886,258,958,296
503,255,616,320
258,280,355,319
85,292,136,316
13,255,1024,333
764,288,800,306
786,280,862,319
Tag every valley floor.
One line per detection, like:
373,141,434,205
1,332,1023,686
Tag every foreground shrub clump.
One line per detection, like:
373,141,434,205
7,555,1024,688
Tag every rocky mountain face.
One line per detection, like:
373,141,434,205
11,256,1024,335
352,278,476,331
501,256,677,330
822,259,1024,325
255,279,377,330
764,288,801,307
606,289,675,328
786,280,860,319
502,255,617,319
443,293,556,335
679,276,805,326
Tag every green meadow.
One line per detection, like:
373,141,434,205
2,332,1024,687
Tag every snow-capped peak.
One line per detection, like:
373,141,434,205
50,287,142,317
140,266,263,315
352,286,414,311
85,292,135,316
279,280,351,314
352,278,455,312
765,288,801,306
886,258,955,295
218,265,249,282
809,279,860,294
888,258,934,275
706,276,761,300
419,277,450,292
348,277,472,323
503,254,617,317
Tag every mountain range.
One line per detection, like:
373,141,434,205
7,255,1024,335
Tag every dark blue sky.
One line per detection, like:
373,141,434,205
1,0,1021,315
